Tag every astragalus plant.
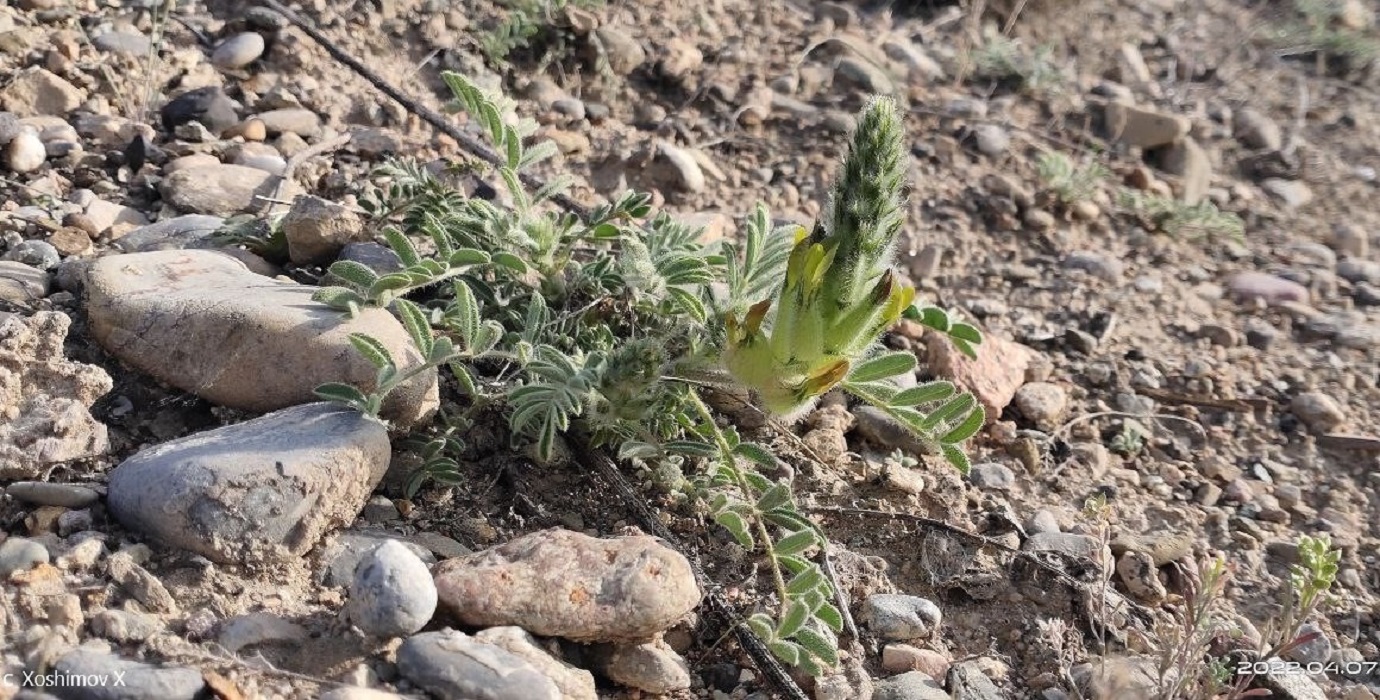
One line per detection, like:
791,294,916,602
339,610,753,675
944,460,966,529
313,72,984,673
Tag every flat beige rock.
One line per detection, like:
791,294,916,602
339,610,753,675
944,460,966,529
85,249,436,428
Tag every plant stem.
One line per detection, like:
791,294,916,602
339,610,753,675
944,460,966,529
688,390,790,605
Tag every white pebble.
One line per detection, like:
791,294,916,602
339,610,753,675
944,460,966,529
211,32,266,70
6,129,46,173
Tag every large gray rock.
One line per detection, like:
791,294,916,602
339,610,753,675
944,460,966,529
160,164,301,216
397,629,561,700
473,627,597,700
873,671,949,700
862,594,943,641
0,68,86,117
0,260,50,303
113,215,225,252
51,645,206,700
85,250,437,428
0,312,111,479
106,402,390,564
434,528,701,643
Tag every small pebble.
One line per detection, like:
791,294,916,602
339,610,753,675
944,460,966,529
5,128,46,172
1014,382,1069,428
862,594,942,640
3,240,61,270
968,463,1016,490
0,537,50,576
6,481,100,508
1290,391,1346,433
344,540,438,638
212,32,267,70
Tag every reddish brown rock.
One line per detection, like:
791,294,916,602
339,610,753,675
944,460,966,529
926,333,1034,424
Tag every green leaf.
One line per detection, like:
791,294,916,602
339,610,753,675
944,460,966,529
774,529,818,557
369,273,414,298
951,337,979,360
847,352,918,383
762,508,814,532
519,140,558,170
815,602,845,632
714,511,754,548
795,651,823,677
535,419,558,463
940,403,986,444
618,441,661,460
591,222,621,239
775,600,810,639
313,286,367,311
768,640,802,666
743,470,772,493
504,129,522,169
449,248,491,266
920,393,978,432
451,281,482,345
450,362,478,397
948,322,982,344
491,252,528,274
376,364,397,387
755,484,792,512
313,382,370,409
891,381,956,406
746,613,775,642
382,228,422,267
394,298,434,357
777,554,811,576
471,322,504,356
786,567,825,596
348,333,395,370
663,440,719,458
918,305,951,332
429,336,457,363
327,260,381,289
733,442,778,468
941,443,972,475
794,626,840,666
666,286,706,322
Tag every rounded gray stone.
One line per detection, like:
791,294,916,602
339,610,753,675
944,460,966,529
397,629,561,700
6,481,100,507
106,402,391,565
211,32,266,70
53,646,206,700
968,463,1016,490
862,594,942,641
344,539,438,638
113,215,226,252
85,250,437,426
3,240,61,270
874,671,948,700
0,260,51,302
320,532,435,588
0,537,49,576
92,31,151,55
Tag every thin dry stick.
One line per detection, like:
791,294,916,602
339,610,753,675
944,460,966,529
255,0,589,218
570,435,809,700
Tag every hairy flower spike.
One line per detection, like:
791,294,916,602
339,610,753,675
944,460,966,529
724,95,915,415
821,95,908,313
